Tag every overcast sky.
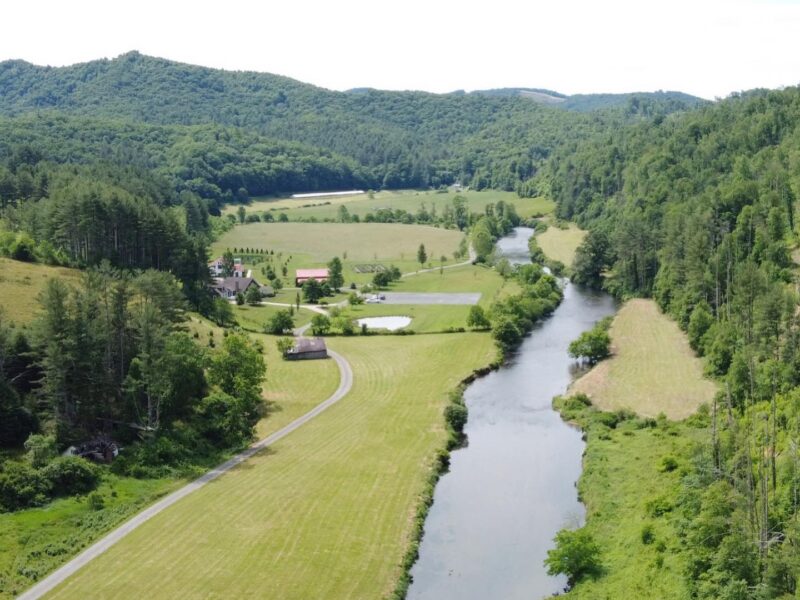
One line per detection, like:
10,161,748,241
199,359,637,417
2,0,799,99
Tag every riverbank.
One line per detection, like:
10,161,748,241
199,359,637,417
553,395,707,598
407,277,616,599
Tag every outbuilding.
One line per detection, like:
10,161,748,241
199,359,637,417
287,337,328,360
295,268,329,287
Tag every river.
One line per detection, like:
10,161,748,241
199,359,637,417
407,227,617,600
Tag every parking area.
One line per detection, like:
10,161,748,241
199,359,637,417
380,292,481,305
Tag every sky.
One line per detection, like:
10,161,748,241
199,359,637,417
1,0,799,99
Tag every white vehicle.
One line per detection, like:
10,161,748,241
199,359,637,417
365,295,382,304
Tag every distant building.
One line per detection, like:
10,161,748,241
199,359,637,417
287,337,328,360
295,268,329,287
210,277,260,300
208,257,245,278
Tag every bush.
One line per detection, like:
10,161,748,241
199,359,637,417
0,461,52,510
88,492,105,511
659,455,679,472
42,456,100,496
545,527,602,586
24,433,57,468
641,523,656,544
444,403,468,434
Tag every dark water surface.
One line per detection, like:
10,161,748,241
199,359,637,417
407,228,616,600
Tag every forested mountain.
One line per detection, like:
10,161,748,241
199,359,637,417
545,86,800,598
0,52,698,196
473,87,705,113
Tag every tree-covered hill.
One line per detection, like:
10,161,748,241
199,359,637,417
544,86,800,598
0,52,700,194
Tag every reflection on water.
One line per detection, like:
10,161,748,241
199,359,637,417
407,228,617,600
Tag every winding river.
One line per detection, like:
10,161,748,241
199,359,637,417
407,228,617,600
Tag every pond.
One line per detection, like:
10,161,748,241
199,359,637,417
355,316,412,331
407,227,617,600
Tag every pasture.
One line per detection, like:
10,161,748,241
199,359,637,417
0,258,81,324
536,222,586,267
570,299,717,419
212,222,466,286
45,333,496,600
223,189,554,221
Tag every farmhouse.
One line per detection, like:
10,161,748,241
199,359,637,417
287,337,328,360
211,277,260,300
295,268,329,287
208,257,245,278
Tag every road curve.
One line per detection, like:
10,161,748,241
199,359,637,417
17,349,353,600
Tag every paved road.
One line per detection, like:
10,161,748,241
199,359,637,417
18,350,353,600
381,292,481,305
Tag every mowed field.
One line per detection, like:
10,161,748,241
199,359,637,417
212,222,465,286
222,189,554,221
536,223,586,267
0,258,81,324
570,299,717,419
0,318,341,600
45,333,496,600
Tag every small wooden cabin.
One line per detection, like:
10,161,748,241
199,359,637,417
287,337,328,360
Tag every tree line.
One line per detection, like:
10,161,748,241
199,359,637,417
548,86,800,598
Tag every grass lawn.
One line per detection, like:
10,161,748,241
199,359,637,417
554,396,704,599
570,299,717,419
45,333,496,600
342,303,470,333
398,264,520,306
223,189,554,221
0,258,81,325
230,302,314,333
212,222,466,286
536,222,586,267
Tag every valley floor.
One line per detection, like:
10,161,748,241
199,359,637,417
43,334,495,599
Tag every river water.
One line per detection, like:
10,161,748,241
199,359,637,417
407,228,616,600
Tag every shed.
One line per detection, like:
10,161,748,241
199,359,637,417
295,268,329,287
287,337,328,360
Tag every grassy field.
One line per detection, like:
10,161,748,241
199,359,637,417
212,222,466,286
536,223,586,267
343,303,470,333
46,333,496,600
0,318,342,600
230,302,314,333
570,299,717,419
555,397,703,599
399,263,520,304
223,189,554,221
0,258,81,324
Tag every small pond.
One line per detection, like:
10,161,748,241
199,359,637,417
356,316,412,331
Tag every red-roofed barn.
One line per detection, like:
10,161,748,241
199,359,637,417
295,268,329,287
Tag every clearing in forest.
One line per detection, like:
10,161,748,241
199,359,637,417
212,222,464,284
0,258,81,324
570,299,716,419
44,334,496,600
536,222,586,267
223,189,555,221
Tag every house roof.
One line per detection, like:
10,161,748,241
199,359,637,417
295,268,329,279
213,277,259,293
290,337,327,353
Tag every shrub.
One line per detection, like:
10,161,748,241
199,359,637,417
545,527,602,586
43,456,100,496
444,403,468,434
641,523,655,545
659,455,679,472
0,461,52,510
24,434,57,468
88,492,105,511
